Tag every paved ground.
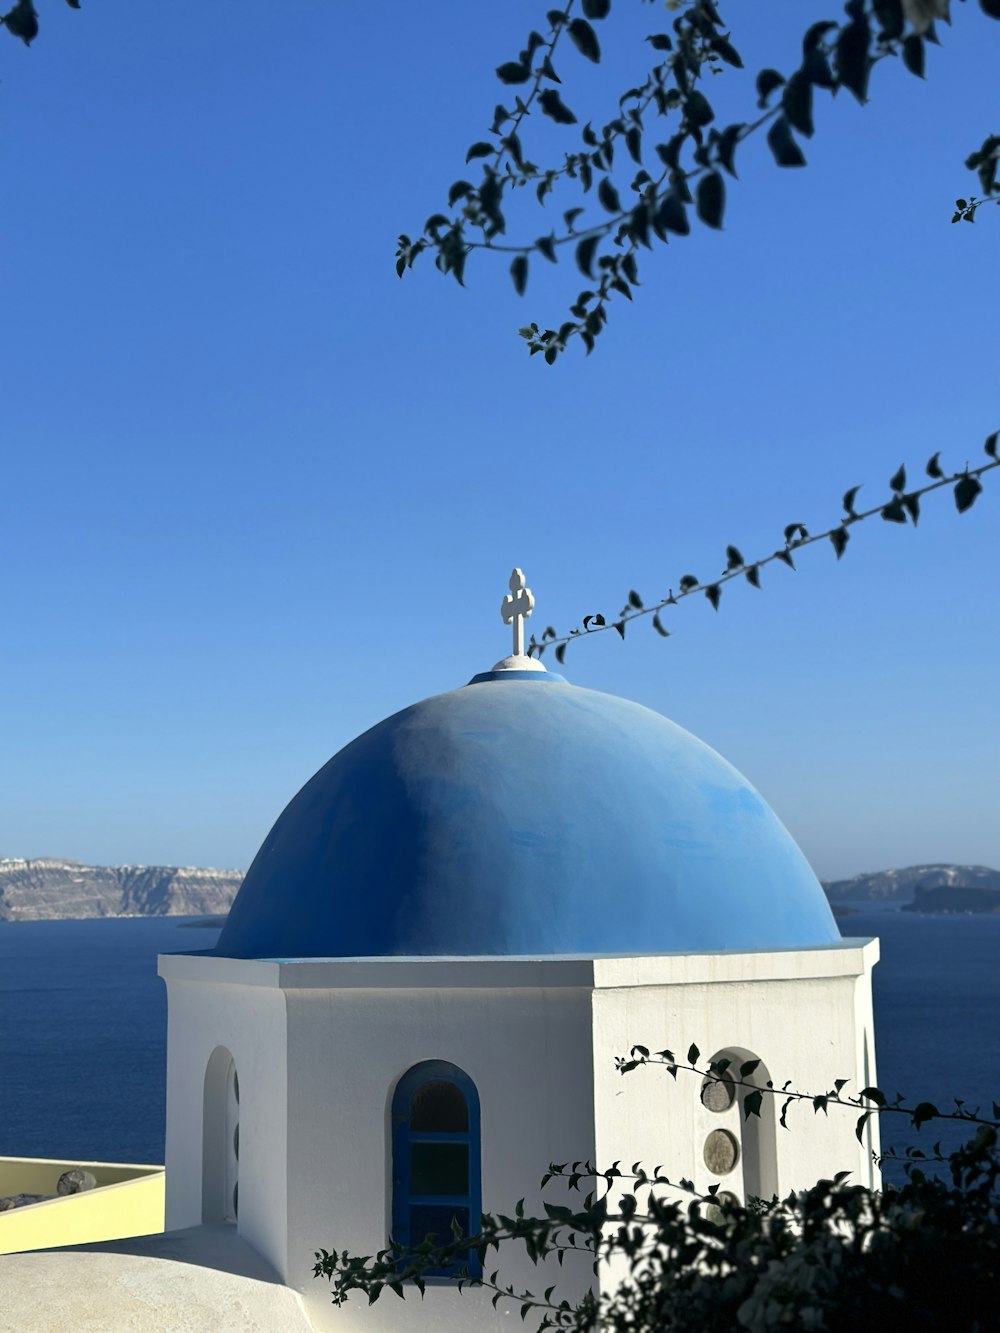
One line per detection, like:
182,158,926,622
0,1223,315,1331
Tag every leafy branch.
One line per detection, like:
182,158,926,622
315,1047,1000,1331
0,0,79,47
618,1043,1000,1147
527,431,999,664
398,0,1000,362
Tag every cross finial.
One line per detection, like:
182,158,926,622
501,568,534,658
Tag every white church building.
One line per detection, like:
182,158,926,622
4,573,879,1330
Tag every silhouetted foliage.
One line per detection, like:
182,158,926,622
315,1050,1000,1331
396,0,1000,363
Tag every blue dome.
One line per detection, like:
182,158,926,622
216,671,838,959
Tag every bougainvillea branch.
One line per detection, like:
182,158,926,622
315,1050,1000,1331
527,432,999,663
397,0,1000,362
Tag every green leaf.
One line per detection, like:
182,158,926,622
2,0,38,43
568,17,601,62
836,18,871,104
684,90,714,128
955,474,983,512
712,36,743,68
926,451,944,478
782,71,814,137
767,118,806,168
582,0,610,17
687,1043,700,1064
598,177,621,213
575,235,599,278
496,60,531,84
756,68,786,107
466,142,494,162
902,33,925,77
740,1058,761,1077
889,463,906,492
510,255,528,296
830,526,850,559
655,191,689,236
538,88,577,124
696,172,725,229
536,234,557,263
716,123,743,178
912,1101,939,1129
873,0,904,39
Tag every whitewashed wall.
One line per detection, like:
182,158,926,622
160,957,289,1276
160,942,878,1333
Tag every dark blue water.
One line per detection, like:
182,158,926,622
846,906,1000,1179
0,917,220,1164
0,912,997,1173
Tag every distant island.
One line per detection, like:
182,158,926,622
0,858,243,922
901,883,1000,916
2,857,999,923
822,864,1000,915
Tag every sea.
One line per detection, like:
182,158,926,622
0,909,997,1183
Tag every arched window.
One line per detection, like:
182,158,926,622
391,1060,481,1277
700,1047,778,1206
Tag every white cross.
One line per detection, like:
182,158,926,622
501,568,535,658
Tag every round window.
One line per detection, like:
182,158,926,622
700,1072,736,1113
703,1128,740,1176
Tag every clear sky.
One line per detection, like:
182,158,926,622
1,2,997,882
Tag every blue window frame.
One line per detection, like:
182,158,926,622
391,1060,482,1278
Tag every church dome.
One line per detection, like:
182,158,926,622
216,669,838,959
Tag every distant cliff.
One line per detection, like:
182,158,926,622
5,857,999,923
902,883,1000,915
0,858,244,922
821,864,1000,906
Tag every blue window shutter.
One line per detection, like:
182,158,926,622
390,1060,482,1279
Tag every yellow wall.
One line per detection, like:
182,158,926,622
0,1157,165,1255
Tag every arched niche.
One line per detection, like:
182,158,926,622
701,1046,778,1204
202,1045,240,1224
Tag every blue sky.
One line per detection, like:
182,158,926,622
1,1,997,881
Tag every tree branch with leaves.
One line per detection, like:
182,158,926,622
397,0,1000,365
315,1049,1000,1331
527,433,999,664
